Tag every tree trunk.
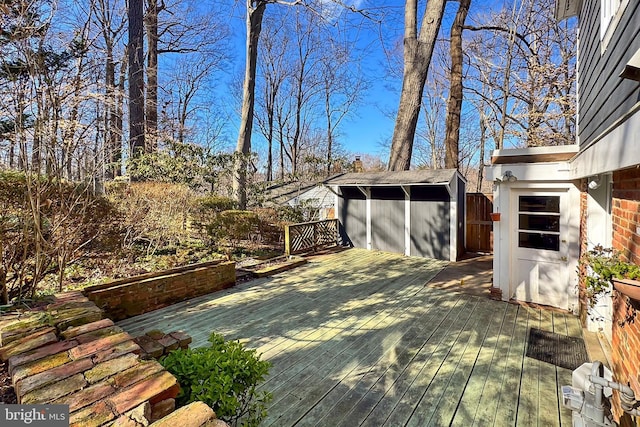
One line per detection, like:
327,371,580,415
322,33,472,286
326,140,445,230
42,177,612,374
266,103,274,181
233,1,266,209
326,89,333,176
388,0,447,171
145,0,159,152
444,0,471,170
266,80,279,182
32,88,43,173
115,59,126,175
497,3,521,150
128,0,145,157
279,125,285,180
105,45,121,178
477,109,486,192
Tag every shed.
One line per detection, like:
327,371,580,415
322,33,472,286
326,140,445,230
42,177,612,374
325,169,466,261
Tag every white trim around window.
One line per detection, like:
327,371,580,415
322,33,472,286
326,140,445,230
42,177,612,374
601,0,629,51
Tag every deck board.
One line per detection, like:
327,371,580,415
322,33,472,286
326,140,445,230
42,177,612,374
117,248,583,426
449,302,509,426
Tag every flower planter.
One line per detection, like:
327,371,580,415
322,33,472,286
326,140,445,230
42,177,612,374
490,212,501,221
612,277,640,301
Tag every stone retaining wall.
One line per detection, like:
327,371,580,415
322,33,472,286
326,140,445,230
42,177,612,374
0,292,226,427
83,261,235,321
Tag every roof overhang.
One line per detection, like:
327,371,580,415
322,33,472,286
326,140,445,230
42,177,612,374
330,181,450,187
620,47,640,81
486,145,579,183
554,0,581,21
491,144,579,165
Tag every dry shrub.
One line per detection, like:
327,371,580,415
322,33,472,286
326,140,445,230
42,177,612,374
204,210,260,253
0,171,120,302
253,208,284,244
106,181,196,254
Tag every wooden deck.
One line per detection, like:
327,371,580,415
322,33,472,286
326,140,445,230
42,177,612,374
117,248,580,426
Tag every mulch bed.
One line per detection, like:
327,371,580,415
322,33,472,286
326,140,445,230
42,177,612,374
0,361,17,404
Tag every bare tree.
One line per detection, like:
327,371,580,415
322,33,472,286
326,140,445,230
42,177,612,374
233,0,266,209
145,0,228,153
444,0,471,169
128,0,145,156
161,55,223,144
233,0,376,208
319,33,365,176
255,17,289,181
94,0,127,178
414,78,447,169
388,0,447,171
464,0,576,148
145,0,161,152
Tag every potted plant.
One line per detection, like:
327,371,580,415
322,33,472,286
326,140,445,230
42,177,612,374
582,245,640,305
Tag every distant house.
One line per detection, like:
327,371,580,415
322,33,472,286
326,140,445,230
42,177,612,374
260,180,336,221
488,0,640,423
325,169,466,262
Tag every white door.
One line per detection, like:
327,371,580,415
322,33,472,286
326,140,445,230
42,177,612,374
511,190,569,309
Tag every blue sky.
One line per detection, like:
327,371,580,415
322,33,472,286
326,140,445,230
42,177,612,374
216,0,509,161
220,1,405,159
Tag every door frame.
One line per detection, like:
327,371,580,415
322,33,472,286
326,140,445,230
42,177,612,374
509,188,570,308
492,180,580,313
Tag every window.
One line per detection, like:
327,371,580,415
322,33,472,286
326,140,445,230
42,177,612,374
601,0,628,48
518,196,561,251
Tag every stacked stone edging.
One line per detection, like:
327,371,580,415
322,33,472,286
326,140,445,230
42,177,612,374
83,261,236,321
0,292,227,427
134,330,192,359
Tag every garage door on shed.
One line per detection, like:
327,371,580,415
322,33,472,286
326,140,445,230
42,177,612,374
410,186,451,259
371,187,405,254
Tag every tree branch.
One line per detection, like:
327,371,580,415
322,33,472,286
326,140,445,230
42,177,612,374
463,25,535,55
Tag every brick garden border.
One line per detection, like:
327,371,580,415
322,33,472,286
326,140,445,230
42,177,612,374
83,261,235,321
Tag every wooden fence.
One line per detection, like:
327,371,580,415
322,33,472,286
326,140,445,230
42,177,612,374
466,193,493,253
285,219,339,255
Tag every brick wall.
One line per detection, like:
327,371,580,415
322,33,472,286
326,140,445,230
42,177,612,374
84,261,235,321
610,168,640,426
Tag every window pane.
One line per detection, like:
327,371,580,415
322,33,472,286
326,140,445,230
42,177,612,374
519,232,560,251
519,196,560,213
519,214,560,232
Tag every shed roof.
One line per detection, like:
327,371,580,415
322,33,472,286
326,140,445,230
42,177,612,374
324,169,459,186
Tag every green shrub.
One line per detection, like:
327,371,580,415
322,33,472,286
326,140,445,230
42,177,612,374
581,244,640,307
196,196,237,213
191,196,238,242
160,332,272,427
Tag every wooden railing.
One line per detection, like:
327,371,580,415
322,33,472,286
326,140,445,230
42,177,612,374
284,219,339,255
